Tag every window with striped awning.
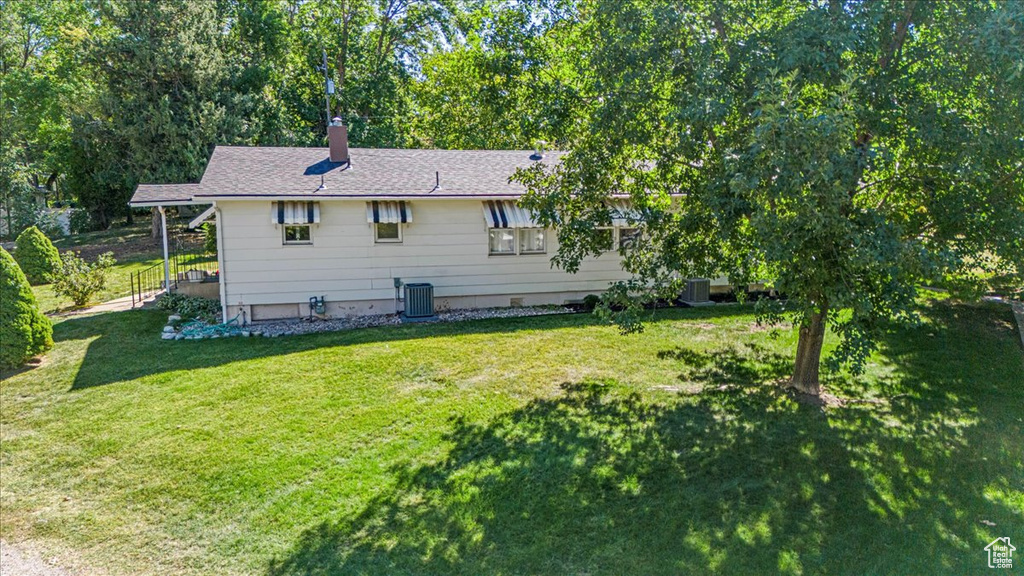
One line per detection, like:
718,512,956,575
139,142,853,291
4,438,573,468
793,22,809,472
271,201,320,224
365,201,412,224
482,200,539,228
607,199,638,226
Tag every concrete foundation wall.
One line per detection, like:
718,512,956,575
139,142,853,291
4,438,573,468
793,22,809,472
229,289,608,322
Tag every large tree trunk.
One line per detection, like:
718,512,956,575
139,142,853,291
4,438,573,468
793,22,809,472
791,304,828,395
151,207,162,239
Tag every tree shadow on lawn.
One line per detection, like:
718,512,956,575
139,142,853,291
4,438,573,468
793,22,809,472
53,305,756,390
264,302,1023,576
657,342,793,389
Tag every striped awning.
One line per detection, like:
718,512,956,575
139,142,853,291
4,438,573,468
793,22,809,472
271,201,320,224
482,200,539,228
366,201,412,224
608,199,638,227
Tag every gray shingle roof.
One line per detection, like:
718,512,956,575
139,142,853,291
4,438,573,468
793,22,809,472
129,146,564,206
131,184,204,205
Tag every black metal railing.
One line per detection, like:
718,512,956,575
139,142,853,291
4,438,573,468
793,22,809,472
131,261,169,307
128,227,220,308
171,244,218,283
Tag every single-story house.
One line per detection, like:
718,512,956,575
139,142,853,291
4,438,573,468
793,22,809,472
130,121,726,323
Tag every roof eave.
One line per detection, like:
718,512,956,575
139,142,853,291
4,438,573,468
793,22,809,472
195,193,530,201
128,199,211,207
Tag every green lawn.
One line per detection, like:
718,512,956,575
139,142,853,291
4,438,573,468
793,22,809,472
29,216,206,312
51,221,155,251
1,300,1021,575
31,254,165,313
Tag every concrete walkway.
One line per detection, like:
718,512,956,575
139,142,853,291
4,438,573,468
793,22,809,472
52,292,160,318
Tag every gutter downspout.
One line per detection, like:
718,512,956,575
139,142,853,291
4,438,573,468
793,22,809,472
214,203,228,324
158,206,171,292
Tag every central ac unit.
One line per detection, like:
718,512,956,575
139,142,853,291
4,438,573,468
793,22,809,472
681,278,713,306
403,283,437,321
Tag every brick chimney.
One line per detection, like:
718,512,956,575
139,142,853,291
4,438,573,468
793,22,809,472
328,117,349,163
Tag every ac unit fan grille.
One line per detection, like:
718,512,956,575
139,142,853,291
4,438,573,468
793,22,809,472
404,283,435,318
683,278,711,302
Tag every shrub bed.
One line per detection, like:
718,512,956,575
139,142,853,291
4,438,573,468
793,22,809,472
156,292,221,323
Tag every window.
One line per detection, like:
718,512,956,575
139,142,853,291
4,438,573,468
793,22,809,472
518,228,547,254
489,228,546,255
595,228,614,252
375,222,402,243
488,229,516,255
283,225,311,244
618,227,640,250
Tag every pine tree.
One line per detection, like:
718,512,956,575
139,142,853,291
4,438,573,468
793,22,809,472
13,225,61,285
0,247,54,370
68,0,226,228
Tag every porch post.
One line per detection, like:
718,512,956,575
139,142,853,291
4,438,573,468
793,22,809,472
215,204,228,324
159,206,171,292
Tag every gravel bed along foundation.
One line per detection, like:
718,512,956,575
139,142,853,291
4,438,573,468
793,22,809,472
160,306,574,340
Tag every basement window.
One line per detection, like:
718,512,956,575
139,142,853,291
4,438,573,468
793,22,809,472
283,225,312,245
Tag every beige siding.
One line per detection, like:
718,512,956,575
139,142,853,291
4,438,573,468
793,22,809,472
218,199,633,311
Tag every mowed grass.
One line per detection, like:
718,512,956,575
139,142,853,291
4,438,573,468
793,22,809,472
1,300,1021,575
51,221,155,251
30,254,165,312
29,217,205,311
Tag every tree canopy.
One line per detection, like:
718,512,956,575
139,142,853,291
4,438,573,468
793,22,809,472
517,0,1024,394
2,0,1021,393
1,0,588,231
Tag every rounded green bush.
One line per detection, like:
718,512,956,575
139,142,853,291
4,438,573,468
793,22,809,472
51,250,115,307
13,226,61,285
0,247,54,370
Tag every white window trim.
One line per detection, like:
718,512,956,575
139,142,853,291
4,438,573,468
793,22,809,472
488,228,547,256
518,228,547,255
283,224,313,245
374,222,403,244
488,228,517,256
617,227,640,251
